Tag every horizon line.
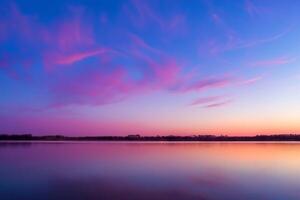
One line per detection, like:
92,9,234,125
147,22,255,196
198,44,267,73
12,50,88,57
2,133,300,142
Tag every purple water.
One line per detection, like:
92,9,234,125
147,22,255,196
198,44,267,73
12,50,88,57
1,142,300,200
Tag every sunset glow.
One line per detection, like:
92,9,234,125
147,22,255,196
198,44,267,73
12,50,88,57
1,0,300,135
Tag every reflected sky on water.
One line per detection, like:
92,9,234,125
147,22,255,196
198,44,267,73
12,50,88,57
1,142,300,200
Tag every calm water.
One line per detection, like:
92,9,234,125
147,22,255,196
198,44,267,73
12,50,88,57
1,142,300,200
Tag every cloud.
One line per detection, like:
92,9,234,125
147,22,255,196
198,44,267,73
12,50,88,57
203,0,289,56
204,99,232,108
124,0,186,33
189,95,226,106
238,76,263,85
189,95,232,108
0,3,102,70
248,56,296,67
245,0,271,17
130,0,164,28
210,12,235,38
178,77,233,93
44,7,96,51
0,2,236,108
40,8,100,70
245,0,261,16
8,3,35,41
0,54,22,80
44,48,110,70
202,25,291,55
168,14,186,32
45,47,234,107
55,49,107,65
230,28,291,50
128,33,162,55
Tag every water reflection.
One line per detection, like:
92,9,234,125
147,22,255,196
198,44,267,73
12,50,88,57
1,142,300,200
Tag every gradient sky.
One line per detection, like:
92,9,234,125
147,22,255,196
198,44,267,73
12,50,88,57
1,0,300,136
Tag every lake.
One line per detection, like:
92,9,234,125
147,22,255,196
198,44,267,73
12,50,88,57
0,142,300,200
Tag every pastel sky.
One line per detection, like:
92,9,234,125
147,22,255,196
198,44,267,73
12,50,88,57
1,0,300,136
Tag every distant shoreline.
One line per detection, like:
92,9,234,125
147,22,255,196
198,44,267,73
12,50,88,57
1,134,300,141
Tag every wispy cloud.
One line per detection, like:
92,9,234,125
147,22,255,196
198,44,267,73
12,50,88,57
0,55,20,79
124,0,186,34
245,0,262,16
203,23,291,55
210,12,236,38
0,1,249,108
238,76,263,86
129,0,164,28
55,49,108,65
234,28,291,50
189,95,226,106
189,94,232,109
204,99,232,108
49,66,132,107
128,33,162,55
44,48,110,70
228,29,290,54
249,56,296,67
178,77,233,93
8,3,35,41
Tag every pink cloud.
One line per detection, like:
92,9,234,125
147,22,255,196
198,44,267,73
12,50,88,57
37,8,109,70
189,95,226,106
0,2,236,108
0,3,218,107
128,36,236,96
189,94,232,109
130,50,180,85
39,8,95,52
178,77,233,93
0,3,102,71
0,3,40,43
56,21,94,51
204,99,232,108
126,37,183,89
49,66,132,107
238,76,263,85
46,46,234,107
56,49,107,65
44,48,109,69
249,56,296,67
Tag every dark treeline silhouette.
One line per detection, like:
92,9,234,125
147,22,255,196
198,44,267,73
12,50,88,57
1,134,300,141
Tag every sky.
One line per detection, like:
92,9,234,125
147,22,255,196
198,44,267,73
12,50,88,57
0,0,300,136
